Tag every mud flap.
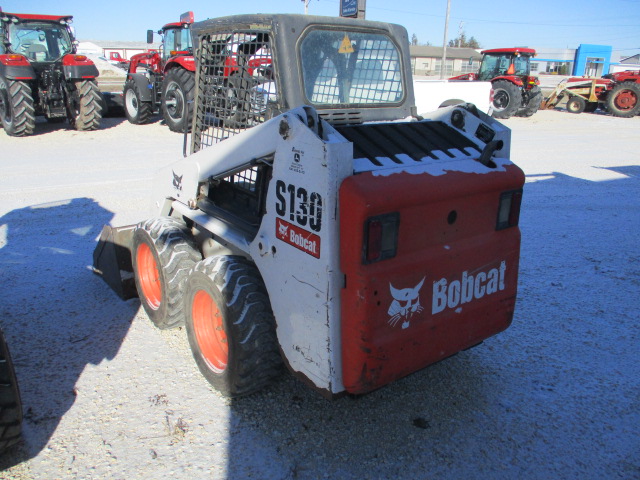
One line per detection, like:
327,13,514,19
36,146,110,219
92,225,138,300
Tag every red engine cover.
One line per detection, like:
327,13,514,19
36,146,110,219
340,165,524,394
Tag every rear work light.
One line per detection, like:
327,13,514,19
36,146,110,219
363,213,399,264
496,189,523,230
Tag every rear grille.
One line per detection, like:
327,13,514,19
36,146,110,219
318,111,363,126
335,121,481,170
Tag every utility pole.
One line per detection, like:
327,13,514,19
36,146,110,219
457,21,464,48
302,0,310,14
440,0,451,79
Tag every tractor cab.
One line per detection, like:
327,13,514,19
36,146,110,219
1,12,75,63
148,11,194,63
478,48,536,82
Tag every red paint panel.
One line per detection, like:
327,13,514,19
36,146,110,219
340,164,525,394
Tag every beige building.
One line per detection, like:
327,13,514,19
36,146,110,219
410,46,482,77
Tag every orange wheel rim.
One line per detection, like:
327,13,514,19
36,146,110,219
192,290,228,372
136,243,162,309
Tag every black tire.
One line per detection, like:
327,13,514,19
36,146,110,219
123,78,153,125
491,79,522,119
516,86,542,117
184,256,282,397
0,329,22,452
132,217,201,329
67,80,102,131
605,83,640,118
0,76,35,136
220,72,255,128
566,95,586,114
161,68,195,133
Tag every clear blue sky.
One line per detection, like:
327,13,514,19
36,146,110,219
2,0,639,59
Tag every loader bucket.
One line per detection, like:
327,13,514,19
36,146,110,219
92,225,138,300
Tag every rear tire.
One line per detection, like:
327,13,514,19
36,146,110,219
132,217,201,329
606,83,640,117
566,95,586,114
68,80,102,131
161,68,195,133
184,256,282,397
515,86,542,117
491,80,521,119
0,76,35,136
124,79,153,125
0,329,22,452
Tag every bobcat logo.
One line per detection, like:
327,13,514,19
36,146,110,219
388,277,425,329
278,222,289,237
172,171,183,191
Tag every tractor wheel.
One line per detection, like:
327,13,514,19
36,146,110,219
220,72,255,128
123,79,153,125
491,80,522,119
566,95,586,114
132,217,201,329
0,329,22,452
184,256,282,397
161,68,195,133
0,76,35,136
606,83,640,118
68,80,102,131
515,86,542,117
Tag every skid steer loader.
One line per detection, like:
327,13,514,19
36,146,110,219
93,14,525,398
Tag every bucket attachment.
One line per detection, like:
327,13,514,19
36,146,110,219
92,225,138,300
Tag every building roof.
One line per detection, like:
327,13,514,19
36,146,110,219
410,45,482,60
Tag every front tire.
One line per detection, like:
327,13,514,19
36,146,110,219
184,256,282,397
491,80,522,119
68,80,102,131
0,329,22,452
566,95,586,114
123,78,153,125
161,68,195,133
0,76,35,136
605,83,640,118
132,217,201,329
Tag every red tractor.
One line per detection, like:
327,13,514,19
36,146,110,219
123,12,195,132
603,69,640,85
451,48,542,119
0,9,102,136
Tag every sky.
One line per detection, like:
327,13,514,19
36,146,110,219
2,0,639,60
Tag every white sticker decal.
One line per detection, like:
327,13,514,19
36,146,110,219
388,277,425,329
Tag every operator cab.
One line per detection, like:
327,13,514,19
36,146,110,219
478,48,535,81
1,13,74,62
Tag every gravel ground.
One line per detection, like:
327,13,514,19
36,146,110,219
0,108,638,479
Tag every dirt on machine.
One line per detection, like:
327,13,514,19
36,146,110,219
0,8,102,136
451,47,542,119
94,14,525,399
123,11,197,132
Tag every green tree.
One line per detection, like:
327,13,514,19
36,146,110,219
448,33,481,49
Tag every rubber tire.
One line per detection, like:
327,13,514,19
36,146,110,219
0,329,22,452
184,256,282,397
161,68,195,133
68,80,102,131
515,86,542,117
0,76,35,136
606,83,640,118
123,78,153,125
220,72,254,128
566,95,586,114
491,80,522,119
132,217,201,329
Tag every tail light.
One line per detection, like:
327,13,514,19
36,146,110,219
363,213,399,263
496,190,523,230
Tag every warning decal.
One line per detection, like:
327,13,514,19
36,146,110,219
338,34,354,54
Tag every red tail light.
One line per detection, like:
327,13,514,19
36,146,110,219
363,213,399,263
496,190,523,230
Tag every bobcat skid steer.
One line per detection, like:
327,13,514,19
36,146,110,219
93,14,525,398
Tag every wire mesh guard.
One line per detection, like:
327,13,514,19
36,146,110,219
192,31,275,152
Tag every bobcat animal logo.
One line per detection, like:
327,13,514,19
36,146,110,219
278,222,289,237
388,277,425,329
172,171,183,191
